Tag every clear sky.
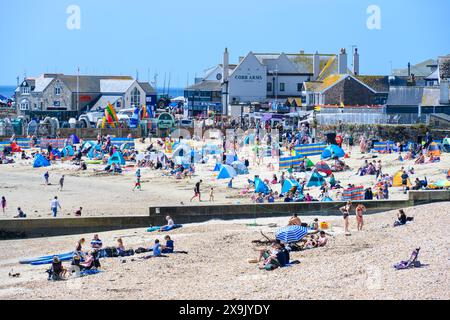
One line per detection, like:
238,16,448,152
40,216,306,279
1,0,449,86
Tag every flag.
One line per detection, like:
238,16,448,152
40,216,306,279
105,103,119,127
314,106,321,112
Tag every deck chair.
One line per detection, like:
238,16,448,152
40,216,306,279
394,248,422,270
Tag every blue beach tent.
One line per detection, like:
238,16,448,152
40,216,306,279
307,171,326,187
321,144,345,160
33,154,50,168
62,145,75,157
213,163,222,172
281,179,300,194
108,151,126,165
217,165,237,179
254,177,270,194
231,161,249,175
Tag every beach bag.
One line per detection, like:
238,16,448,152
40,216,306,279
104,247,118,258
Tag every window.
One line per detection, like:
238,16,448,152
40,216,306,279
130,87,141,107
55,87,61,95
280,83,285,92
54,101,61,107
267,82,272,92
297,83,302,92
20,99,30,110
22,86,30,94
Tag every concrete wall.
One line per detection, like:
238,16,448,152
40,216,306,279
0,216,151,238
148,200,412,226
1,190,448,239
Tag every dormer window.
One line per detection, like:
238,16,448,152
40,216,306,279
21,82,30,94
55,87,61,95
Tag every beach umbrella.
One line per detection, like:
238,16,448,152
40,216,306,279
275,225,308,243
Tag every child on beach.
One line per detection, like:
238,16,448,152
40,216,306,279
209,187,215,202
355,204,366,231
58,175,65,191
44,171,50,185
133,177,142,191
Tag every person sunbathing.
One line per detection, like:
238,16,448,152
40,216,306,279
288,214,302,226
415,153,425,164
159,216,175,231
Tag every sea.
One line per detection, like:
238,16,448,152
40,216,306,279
0,86,16,99
0,86,184,99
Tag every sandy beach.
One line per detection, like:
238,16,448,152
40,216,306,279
0,140,449,300
0,202,448,300
0,141,449,219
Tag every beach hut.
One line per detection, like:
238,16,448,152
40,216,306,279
393,171,412,187
217,165,237,179
108,151,126,165
306,171,326,187
315,161,332,176
321,144,345,160
281,179,300,194
33,154,50,168
231,161,249,175
254,177,270,194
427,142,441,157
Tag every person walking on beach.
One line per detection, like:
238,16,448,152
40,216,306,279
339,201,352,235
190,180,203,202
1,196,6,213
51,196,61,217
44,171,50,185
133,176,142,191
58,175,65,191
209,187,215,202
355,204,366,231
401,170,409,194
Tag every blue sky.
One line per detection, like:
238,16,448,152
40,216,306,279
1,0,449,86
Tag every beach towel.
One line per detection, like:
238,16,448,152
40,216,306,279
147,225,183,232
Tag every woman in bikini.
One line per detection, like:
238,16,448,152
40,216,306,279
339,201,352,234
355,204,366,231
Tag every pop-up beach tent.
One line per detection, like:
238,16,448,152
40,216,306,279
321,144,345,160
217,165,237,179
231,161,249,175
108,151,126,165
33,154,50,168
306,170,326,187
62,145,75,157
427,142,441,157
213,163,222,172
254,177,270,194
315,161,332,176
282,179,300,194
393,171,412,187
69,134,80,144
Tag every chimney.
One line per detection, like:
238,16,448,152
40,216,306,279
407,62,411,77
300,50,305,54
338,48,347,74
238,56,244,63
353,48,360,76
223,48,229,83
440,79,449,104
313,51,320,81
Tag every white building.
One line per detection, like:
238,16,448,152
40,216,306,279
187,48,357,115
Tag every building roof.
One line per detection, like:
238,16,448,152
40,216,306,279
185,80,222,92
50,74,133,93
386,86,424,106
421,86,450,106
438,55,450,80
100,79,135,93
392,59,437,77
138,82,157,94
355,76,390,93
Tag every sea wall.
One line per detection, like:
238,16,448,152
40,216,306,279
0,190,448,239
